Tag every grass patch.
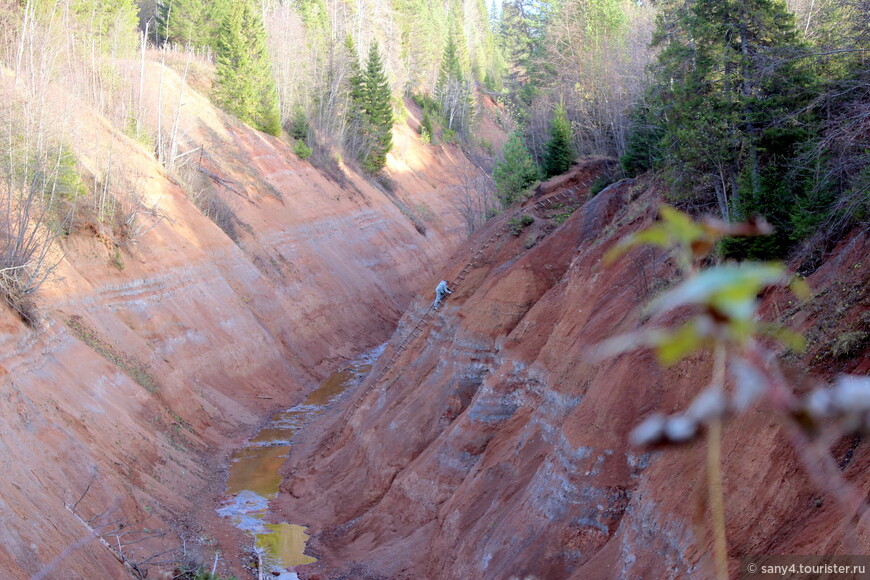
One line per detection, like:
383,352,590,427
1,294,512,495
173,564,239,580
111,247,125,270
524,233,540,249
831,331,869,360
508,214,534,235
553,205,579,225
66,315,159,394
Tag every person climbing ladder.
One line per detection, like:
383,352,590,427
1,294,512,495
433,280,452,310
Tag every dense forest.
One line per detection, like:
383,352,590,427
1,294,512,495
150,0,867,263
0,0,866,322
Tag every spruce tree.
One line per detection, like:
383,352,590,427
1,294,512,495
493,131,539,206
436,32,473,134
348,41,393,173
653,0,808,202
71,0,139,51
543,103,574,178
157,0,228,49
627,0,816,257
213,1,281,136
499,0,555,103
346,37,366,109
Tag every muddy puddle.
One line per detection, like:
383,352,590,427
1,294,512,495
218,344,385,578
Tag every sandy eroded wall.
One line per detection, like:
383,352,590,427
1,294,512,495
277,171,870,580
0,62,473,578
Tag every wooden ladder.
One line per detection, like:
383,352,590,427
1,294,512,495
331,184,590,432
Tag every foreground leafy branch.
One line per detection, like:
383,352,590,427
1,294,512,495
598,205,869,578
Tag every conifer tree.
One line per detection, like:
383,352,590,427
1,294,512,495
342,36,369,159
70,0,139,52
640,0,811,226
347,41,394,173
346,37,366,108
213,1,281,136
436,32,474,134
364,42,394,172
493,131,539,206
543,103,574,177
157,0,228,49
499,0,555,102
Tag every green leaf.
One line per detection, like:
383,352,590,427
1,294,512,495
650,262,789,323
761,324,807,353
655,321,707,365
659,205,705,244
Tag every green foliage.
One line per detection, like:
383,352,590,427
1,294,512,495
435,31,474,134
412,92,441,144
0,134,84,325
589,175,614,196
789,183,838,243
606,205,773,272
524,234,539,249
29,0,138,54
393,0,502,96
493,131,539,207
583,0,628,35
213,0,281,136
293,140,313,159
111,248,125,270
393,96,410,125
620,100,665,177
483,69,503,93
508,213,534,235
621,0,824,257
68,0,139,52
602,206,808,365
348,41,394,173
52,145,88,202
421,109,436,143
124,113,155,150
438,33,465,88
601,205,870,580
552,206,578,225
157,0,229,49
394,0,450,90
296,0,329,32
363,41,394,172
543,103,574,178
499,0,555,94
651,263,802,363
287,108,309,141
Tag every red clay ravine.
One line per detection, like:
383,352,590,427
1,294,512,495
272,175,869,580
218,345,384,578
0,56,474,579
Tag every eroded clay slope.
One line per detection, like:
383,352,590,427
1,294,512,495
0,61,473,578
277,171,869,580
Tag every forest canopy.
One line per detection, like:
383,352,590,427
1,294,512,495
9,0,866,260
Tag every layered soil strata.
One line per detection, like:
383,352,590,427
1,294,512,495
276,176,869,580
0,62,473,579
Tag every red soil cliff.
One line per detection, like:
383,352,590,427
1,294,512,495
0,61,477,578
276,172,870,579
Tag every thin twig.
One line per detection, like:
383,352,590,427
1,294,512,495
707,345,728,580
71,478,93,513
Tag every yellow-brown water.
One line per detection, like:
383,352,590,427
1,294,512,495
256,524,318,567
218,345,383,575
